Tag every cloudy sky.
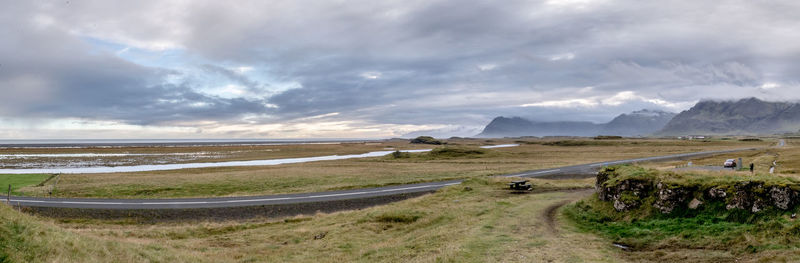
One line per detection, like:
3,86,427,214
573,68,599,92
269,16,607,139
1,0,799,139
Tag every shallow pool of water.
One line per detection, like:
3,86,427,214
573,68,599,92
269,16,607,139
0,144,519,174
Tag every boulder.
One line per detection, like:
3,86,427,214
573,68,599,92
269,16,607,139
688,198,703,209
769,186,794,210
653,182,693,214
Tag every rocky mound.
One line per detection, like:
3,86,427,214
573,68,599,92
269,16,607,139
409,136,443,145
596,166,800,214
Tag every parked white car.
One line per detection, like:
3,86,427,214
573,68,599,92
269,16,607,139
724,159,737,168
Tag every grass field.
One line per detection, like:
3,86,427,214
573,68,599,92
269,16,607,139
0,203,202,262
13,138,768,199
0,137,794,262
0,174,51,195
6,177,624,263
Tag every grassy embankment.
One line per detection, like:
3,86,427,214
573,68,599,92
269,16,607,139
2,177,623,262
0,204,202,262
0,174,52,195
565,162,800,262
18,138,767,199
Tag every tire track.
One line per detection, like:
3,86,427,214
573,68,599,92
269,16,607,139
542,189,594,234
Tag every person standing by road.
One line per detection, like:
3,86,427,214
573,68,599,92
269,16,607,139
750,163,754,174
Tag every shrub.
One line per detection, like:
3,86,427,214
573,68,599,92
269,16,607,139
429,147,487,158
543,140,592,146
594,135,623,140
739,138,762,142
390,150,410,158
375,211,424,223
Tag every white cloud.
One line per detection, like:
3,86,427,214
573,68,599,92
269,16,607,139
234,66,254,74
520,91,691,111
478,64,498,71
760,82,779,90
549,52,575,61
360,72,382,79
521,98,599,108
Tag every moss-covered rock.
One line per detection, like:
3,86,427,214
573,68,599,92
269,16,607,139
595,165,800,214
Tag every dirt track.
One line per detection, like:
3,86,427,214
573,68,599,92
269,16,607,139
541,189,594,234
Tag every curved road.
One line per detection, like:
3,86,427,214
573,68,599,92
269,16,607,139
4,147,756,210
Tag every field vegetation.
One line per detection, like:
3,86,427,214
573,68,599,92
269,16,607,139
0,204,201,262
0,174,52,195
565,194,800,262
12,138,768,199
565,147,800,263
3,177,623,262
0,137,792,262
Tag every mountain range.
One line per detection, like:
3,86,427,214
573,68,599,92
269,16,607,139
478,109,676,137
658,98,800,135
477,98,800,137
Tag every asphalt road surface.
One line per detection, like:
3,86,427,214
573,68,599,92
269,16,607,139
4,147,757,210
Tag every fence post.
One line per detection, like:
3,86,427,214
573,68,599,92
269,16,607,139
6,184,10,204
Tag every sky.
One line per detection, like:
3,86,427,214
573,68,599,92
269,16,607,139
1,0,799,139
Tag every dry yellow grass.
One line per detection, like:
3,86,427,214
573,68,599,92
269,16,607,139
44,178,623,262
0,204,202,262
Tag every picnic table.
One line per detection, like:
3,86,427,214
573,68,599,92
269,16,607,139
509,180,533,191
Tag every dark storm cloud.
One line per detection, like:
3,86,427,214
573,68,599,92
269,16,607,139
2,0,800,134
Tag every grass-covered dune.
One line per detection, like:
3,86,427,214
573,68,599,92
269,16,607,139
0,204,200,262
566,165,800,262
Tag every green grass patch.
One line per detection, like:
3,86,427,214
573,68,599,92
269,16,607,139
428,147,487,158
564,195,800,253
373,210,425,223
0,174,51,195
567,165,800,259
381,146,492,161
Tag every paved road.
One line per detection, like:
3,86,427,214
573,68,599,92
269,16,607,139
3,147,756,210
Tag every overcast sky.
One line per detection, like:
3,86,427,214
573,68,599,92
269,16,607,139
1,0,799,139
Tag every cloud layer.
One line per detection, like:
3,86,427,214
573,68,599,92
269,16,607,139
1,0,799,138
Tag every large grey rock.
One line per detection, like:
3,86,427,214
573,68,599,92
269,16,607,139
769,186,794,210
653,182,692,214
